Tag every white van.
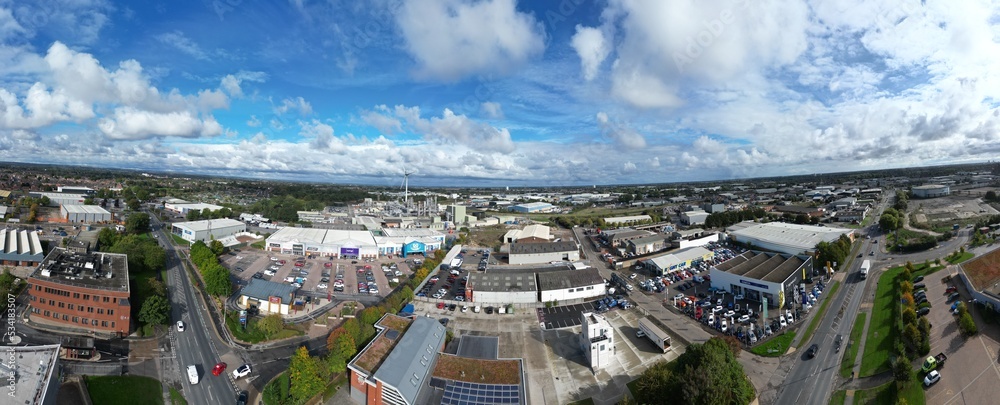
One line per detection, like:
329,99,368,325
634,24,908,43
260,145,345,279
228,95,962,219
187,365,199,384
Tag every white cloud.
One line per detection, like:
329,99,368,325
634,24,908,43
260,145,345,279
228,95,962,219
220,75,243,98
98,108,222,140
596,111,646,149
300,119,347,151
0,7,26,42
361,104,516,153
480,101,504,119
156,31,208,60
570,25,609,81
246,115,261,127
362,105,403,134
393,0,546,81
274,96,313,116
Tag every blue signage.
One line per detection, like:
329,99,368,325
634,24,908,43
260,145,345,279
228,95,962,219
739,279,770,290
340,247,359,256
402,241,426,257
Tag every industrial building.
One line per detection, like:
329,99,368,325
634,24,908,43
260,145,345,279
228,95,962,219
466,271,538,304
911,184,951,198
0,229,44,267
508,202,554,213
163,202,224,214
537,268,605,302
727,221,854,255
31,191,88,206
580,312,614,371
171,218,246,244
956,247,1000,311
507,241,580,265
709,250,813,309
600,229,653,247
378,227,446,257
266,227,379,258
56,186,94,194
642,246,715,276
626,234,671,255
61,205,113,223
28,248,132,337
238,279,298,315
503,224,553,243
349,315,447,405
681,210,710,225
3,344,61,405
603,215,652,225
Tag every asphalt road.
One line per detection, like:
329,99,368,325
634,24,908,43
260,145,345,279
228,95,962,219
153,215,237,404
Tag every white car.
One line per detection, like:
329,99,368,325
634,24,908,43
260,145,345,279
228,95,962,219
674,293,685,301
317,283,328,289
712,306,723,314
923,370,941,387
461,305,468,312
263,269,276,276
724,310,736,319
290,282,301,288
737,314,750,323
720,320,728,333
779,315,788,328
734,294,745,300
232,364,252,379
176,321,185,332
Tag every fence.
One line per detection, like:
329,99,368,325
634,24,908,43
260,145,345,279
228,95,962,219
63,361,125,376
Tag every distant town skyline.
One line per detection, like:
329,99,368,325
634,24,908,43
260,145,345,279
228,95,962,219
2,1,1000,186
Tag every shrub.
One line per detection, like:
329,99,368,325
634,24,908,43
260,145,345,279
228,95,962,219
959,312,978,336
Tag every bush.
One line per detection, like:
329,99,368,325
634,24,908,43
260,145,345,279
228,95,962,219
959,312,978,336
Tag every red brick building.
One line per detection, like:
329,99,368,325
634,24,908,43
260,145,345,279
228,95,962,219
27,248,131,337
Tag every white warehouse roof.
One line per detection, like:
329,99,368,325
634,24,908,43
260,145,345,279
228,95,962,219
173,218,245,232
267,227,378,246
647,246,712,270
729,222,853,254
61,205,111,214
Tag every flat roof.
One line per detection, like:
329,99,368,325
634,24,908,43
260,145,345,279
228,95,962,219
371,316,447,404
61,205,111,214
468,272,537,293
729,222,853,253
536,268,604,291
509,241,577,255
647,246,713,270
961,247,1000,296
173,218,246,232
167,202,224,210
628,233,670,245
1,344,61,405
456,335,500,360
30,248,130,292
381,228,444,238
239,279,297,304
713,251,809,284
913,184,948,189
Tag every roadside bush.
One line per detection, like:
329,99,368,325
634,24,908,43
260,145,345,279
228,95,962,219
959,312,978,336
902,308,917,325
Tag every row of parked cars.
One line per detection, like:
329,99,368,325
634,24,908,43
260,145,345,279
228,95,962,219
594,295,633,312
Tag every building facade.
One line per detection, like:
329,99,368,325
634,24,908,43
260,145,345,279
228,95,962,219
61,205,113,223
467,271,538,304
0,229,44,267
708,251,812,309
171,219,246,243
507,241,580,265
348,315,446,405
911,184,951,198
538,268,605,302
580,312,614,371
27,248,131,337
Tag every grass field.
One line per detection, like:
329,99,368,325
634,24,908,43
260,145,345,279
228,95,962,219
750,331,796,357
839,312,868,378
86,375,163,405
797,281,841,349
850,374,925,405
859,263,944,377
169,387,187,405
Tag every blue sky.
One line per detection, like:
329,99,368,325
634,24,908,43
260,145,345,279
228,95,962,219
2,0,1000,187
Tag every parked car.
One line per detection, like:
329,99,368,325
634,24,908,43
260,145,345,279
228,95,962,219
176,321,185,332
916,307,931,317
923,370,941,387
947,292,961,302
232,364,252,379
945,286,958,294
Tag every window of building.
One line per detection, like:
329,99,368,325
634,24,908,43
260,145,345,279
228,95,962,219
83,294,89,300
68,304,75,310
111,322,115,328
101,321,108,327
72,317,79,323
91,320,98,326
103,297,109,303
58,302,65,308
87,307,94,313
587,286,594,290
29,295,35,302
97,308,104,315
43,310,50,317
93,295,99,302
73,293,80,299
63,315,68,321
38,298,45,305
82,318,88,325
108,309,114,316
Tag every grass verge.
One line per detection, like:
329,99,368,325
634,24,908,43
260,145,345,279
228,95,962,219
797,281,841,349
225,311,303,343
829,390,847,405
839,312,868,378
169,387,187,405
947,252,974,264
171,234,190,245
850,375,925,405
86,376,163,405
750,331,796,357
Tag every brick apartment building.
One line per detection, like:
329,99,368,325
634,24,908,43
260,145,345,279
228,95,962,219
27,248,132,337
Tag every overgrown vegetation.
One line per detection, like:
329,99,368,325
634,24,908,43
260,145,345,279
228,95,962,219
631,337,754,405
704,207,768,229
188,240,233,297
0,267,23,311
97,227,168,334
814,235,852,271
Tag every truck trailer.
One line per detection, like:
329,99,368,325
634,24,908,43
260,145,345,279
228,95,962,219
638,317,672,353
860,260,871,280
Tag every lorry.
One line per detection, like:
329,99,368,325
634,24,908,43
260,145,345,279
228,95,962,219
187,365,199,384
638,317,672,353
921,353,947,373
860,260,871,280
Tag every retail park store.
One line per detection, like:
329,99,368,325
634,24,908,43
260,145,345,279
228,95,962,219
708,251,813,309
265,227,379,259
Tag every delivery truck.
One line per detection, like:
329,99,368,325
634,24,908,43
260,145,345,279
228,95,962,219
187,365,199,384
638,317,672,353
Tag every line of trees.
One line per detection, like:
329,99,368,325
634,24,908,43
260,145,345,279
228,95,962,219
97,222,169,333
704,207,768,229
185,207,234,221
188,241,233,297
814,234,852,271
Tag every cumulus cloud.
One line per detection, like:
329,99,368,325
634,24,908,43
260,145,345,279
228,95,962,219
98,108,222,140
361,104,516,153
393,0,545,81
246,115,261,127
596,112,646,149
299,119,346,151
274,96,313,116
570,25,609,81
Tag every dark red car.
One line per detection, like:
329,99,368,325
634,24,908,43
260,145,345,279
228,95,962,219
211,362,227,376
945,286,958,294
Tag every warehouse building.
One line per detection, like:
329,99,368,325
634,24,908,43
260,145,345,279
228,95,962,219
61,205,113,223
5,344,61,405
466,271,538,304
378,228,446,257
0,229,44,267
238,279,298,315
727,221,854,255
604,215,652,225
56,186,94,194
642,246,715,276
508,202,554,213
681,210,710,225
538,268,605,302
601,229,654,247
911,184,950,198
266,227,380,259
503,224,553,243
709,250,812,309
508,241,580,265
626,234,671,255
31,192,87,206
171,219,246,244
349,315,446,405
28,248,132,337
163,202,224,214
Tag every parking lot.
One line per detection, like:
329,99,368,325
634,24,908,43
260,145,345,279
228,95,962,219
923,271,1000,405
537,302,597,329
416,249,490,301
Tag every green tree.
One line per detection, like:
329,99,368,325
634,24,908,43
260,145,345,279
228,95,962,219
138,294,170,325
288,347,324,403
903,324,921,350
97,227,120,250
126,198,140,211
892,356,913,385
635,337,753,405
209,240,225,256
125,212,151,234
326,352,347,375
257,313,284,337
186,210,200,221
959,312,978,336
902,307,917,325
201,208,213,219
342,318,362,345
203,264,233,297
147,278,167,297
262,372,291,405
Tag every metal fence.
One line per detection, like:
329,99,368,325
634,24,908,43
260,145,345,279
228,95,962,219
63,361,124,376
